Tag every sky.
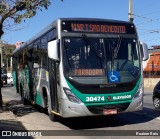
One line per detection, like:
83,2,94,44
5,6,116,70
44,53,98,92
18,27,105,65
2,0,160,48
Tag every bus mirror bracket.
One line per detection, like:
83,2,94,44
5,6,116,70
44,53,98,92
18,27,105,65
140,41,149,61
48,39,60,61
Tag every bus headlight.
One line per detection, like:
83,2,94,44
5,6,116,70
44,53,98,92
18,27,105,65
63,87,82,104
133,85,143,99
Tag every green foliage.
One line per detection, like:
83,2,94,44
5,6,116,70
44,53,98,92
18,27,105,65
0,3,7,15
1,0,51,23
0,0,63,108
0,0,65,37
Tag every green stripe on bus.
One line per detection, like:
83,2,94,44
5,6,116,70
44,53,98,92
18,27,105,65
35,92,43,106
66,77,141,106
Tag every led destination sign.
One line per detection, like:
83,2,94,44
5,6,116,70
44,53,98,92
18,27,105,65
71,23,126,33
62,20,136,34
74,69,103,76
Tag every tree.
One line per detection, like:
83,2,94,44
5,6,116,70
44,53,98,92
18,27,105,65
0,0,62,112
0,0,53,38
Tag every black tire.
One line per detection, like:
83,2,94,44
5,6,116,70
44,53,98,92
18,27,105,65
153,97,160,109
48,112,58,122
47,98,58,122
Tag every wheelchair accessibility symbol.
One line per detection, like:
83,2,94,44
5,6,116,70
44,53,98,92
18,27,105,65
108,71,120,83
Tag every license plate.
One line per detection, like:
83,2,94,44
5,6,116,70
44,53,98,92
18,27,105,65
103,109,117,115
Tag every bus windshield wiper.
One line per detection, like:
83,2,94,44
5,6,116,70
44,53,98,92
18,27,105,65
113,35,123,59
109,36,123,72
82,34,102,58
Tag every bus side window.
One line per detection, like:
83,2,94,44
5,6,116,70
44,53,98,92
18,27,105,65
41,55,47,68
33,39,41,68
47,29,56,42
33,57,40,68
23,54,28,68
34,63,39,68
18,56,23,70
41,35,47,69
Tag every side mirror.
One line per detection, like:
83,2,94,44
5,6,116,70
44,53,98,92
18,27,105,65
48,39,60,61
140,42,149,61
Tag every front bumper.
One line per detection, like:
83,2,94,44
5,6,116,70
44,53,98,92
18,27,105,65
59,95,143,118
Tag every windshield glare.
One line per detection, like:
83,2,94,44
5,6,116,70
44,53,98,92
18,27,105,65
63,37,140,84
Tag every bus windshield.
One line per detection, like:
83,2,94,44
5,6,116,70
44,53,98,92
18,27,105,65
63,37,140,84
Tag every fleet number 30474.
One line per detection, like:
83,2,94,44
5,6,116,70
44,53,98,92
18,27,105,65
86,96,105,102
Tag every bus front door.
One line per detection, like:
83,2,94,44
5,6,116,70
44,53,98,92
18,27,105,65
48,59,59,113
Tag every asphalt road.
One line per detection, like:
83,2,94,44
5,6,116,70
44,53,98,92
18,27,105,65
1,85,160,138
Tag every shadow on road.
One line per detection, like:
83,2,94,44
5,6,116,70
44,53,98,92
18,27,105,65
57,107,160,129
135,107,160,119
0,120,33,139
3,99,160,130
0,120,27,130
4,100,37,117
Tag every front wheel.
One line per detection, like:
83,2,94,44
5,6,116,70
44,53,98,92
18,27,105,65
47,97,58,122
48,112,58,122
153,97,160,109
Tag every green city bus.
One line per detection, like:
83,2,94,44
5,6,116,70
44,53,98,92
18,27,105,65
12,18,149,121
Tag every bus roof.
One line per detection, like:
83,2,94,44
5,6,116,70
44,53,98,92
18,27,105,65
12,18,135,55
12,19,57,55
60,18,134,24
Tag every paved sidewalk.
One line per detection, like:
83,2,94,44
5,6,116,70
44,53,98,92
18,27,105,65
0,87,28,132
0,102,26,131
0,100,34,139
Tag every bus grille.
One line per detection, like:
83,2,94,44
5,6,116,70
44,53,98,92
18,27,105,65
87,103,130,114
76,86,134,94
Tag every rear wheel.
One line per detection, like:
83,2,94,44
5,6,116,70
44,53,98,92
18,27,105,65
153,97,160,109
